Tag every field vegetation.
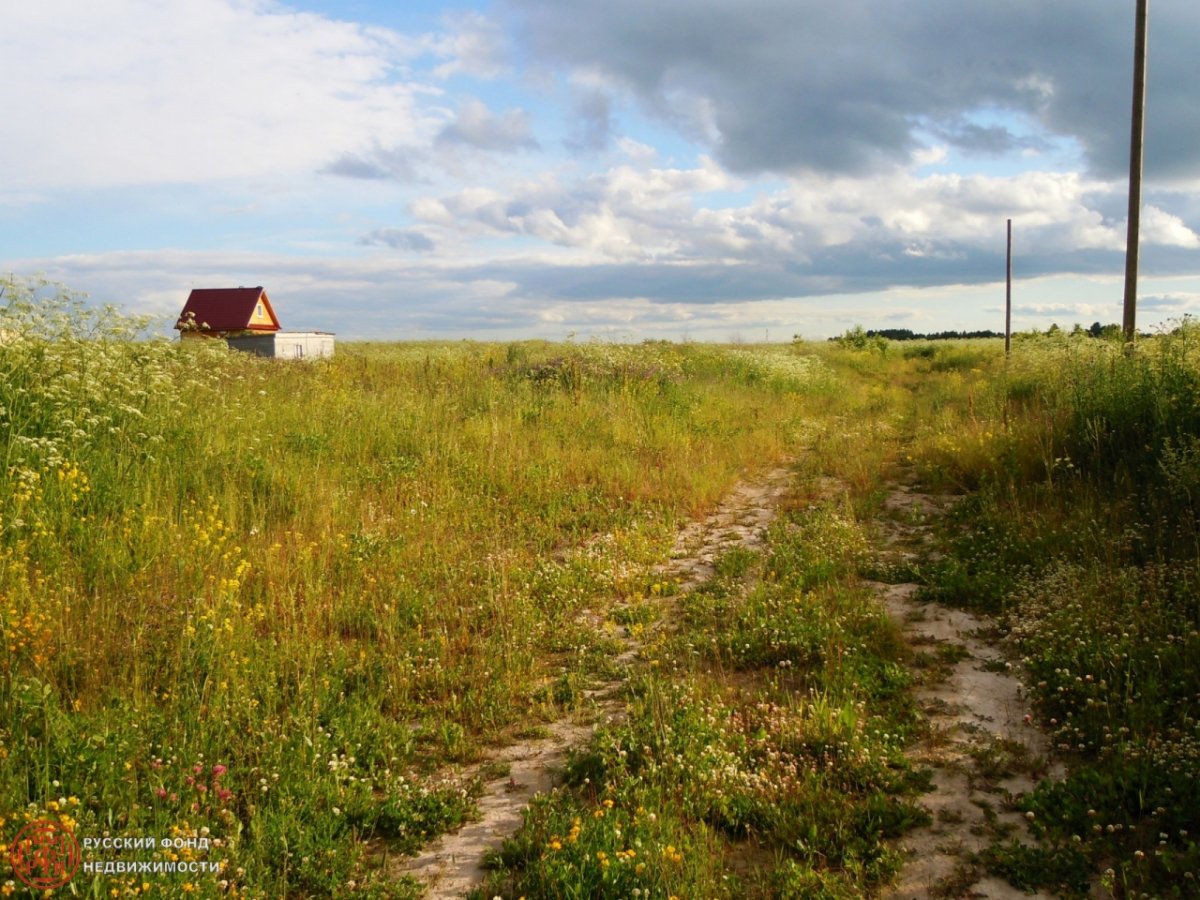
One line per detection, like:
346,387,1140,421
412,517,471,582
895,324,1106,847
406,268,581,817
2,274,1199,898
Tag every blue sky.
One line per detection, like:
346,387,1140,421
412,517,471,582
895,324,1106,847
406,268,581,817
2,0,1199,340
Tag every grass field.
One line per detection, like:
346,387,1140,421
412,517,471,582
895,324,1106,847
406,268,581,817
3,275,1200,898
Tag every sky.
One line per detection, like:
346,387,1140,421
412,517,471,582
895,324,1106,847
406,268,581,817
2,0,1199,341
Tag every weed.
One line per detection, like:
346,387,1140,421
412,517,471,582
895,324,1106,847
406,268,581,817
918,325,1200,895
482,464,929,898
1,278,837,895
982,840,1092,898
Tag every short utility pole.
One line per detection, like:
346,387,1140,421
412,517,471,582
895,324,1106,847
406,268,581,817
1005,218,1012,356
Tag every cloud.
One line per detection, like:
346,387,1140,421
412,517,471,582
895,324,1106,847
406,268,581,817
12,245,1200,342
1011,303,1106,318
429,11,511,80
926,119,1050,157
1140,206,1200,248
7,0,1200,346
0,0,437,190
405,159,1146,277
0,192,46,208
359,228,435,251
409,157,735,259
435,99,540,152
1139,293,1200,311
563,91,614,153
506,0,1200,181
322,144,424,182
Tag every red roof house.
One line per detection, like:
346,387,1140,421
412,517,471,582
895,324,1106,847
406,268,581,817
175,287,281,338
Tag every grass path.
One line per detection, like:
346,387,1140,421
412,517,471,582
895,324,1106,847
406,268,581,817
393,463,797,897
872,478,1062,899
401,466,1076,898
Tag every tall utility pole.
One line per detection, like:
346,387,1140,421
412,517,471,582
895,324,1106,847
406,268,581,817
1123,0,1149,342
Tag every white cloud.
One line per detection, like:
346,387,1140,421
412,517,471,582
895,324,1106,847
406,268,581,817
765,170,1124,252
0,192,47,208
405,159,736,260
429,11,510,80
0,0,437,190
436,99,539,152
1140,206,1200,249
1139,292,1200,312
617,137,658,163
401,159,1134,270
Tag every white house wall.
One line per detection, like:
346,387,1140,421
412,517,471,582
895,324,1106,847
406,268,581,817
225,332,335,359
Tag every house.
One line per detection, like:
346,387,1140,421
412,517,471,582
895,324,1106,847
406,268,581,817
176,286,281,338
175,286,334,359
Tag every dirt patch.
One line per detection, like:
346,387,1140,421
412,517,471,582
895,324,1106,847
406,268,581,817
393,463,796,897
394,718,596,898
874,484,1061,900
668,463,794,588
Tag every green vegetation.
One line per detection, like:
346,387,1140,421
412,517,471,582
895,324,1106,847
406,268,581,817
914,323,1200,897
4,273,1200,897
0,277,830,897
480,514,929,899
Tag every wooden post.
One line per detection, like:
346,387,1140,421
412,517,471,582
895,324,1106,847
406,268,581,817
1005,219,1013,356
1123,0,1149,343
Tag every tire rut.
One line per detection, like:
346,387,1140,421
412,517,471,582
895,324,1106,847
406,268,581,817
874,480,1062,899
392,463,796,898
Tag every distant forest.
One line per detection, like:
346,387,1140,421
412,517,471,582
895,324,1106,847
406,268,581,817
859,328,1003,341
838,322,1123,341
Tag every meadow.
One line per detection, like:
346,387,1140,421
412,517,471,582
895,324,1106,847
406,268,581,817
2,274,1199,898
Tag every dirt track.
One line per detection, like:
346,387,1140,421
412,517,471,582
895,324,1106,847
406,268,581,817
396,464,796,898
397,468,1060,898
874,481,1058,899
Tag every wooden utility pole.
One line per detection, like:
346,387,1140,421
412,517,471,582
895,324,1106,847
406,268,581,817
1123,0,1149,342
1005,219,1013,355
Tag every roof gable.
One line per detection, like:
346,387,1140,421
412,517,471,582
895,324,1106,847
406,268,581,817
176,287,281,333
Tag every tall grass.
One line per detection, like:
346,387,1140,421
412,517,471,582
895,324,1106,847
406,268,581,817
917,323,1200,896
1,278,835,896
481,508,927,900
12,272,1194,896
